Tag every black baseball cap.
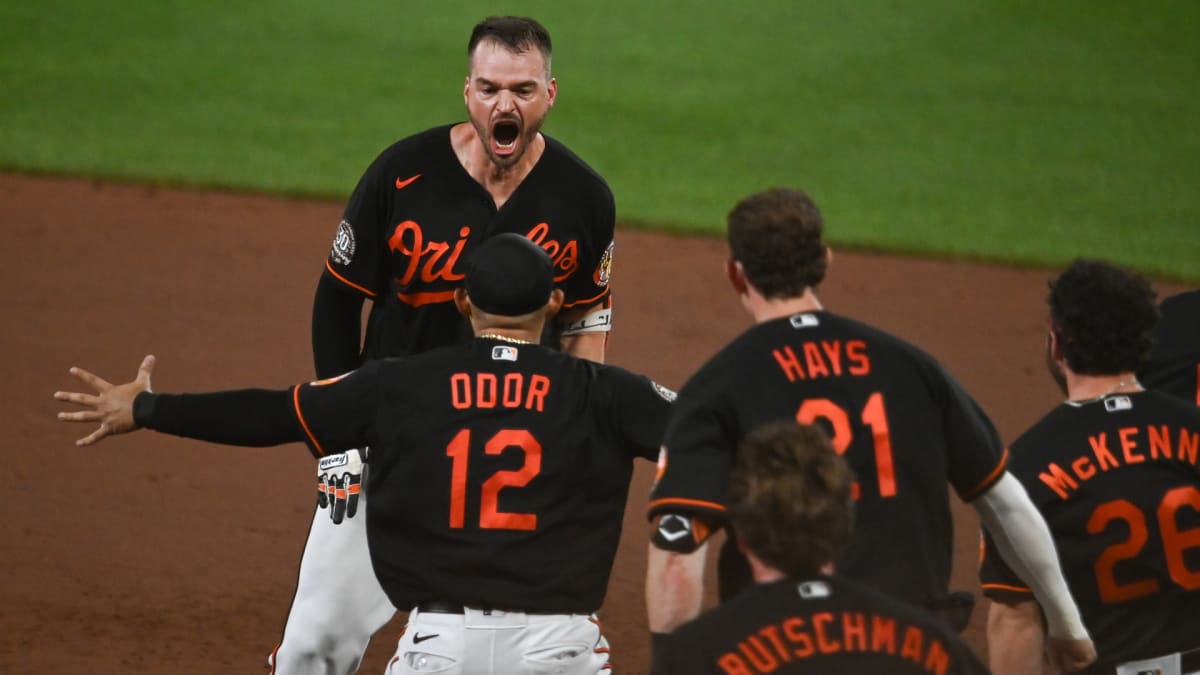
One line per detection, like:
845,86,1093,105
464,233,555,316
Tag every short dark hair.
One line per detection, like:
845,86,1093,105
467,16,552,71
727,188,828,298
1048,258,1159,375
728,421,854,578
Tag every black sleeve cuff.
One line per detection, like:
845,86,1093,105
133,391,158,428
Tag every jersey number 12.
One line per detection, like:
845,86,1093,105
445,428,541,531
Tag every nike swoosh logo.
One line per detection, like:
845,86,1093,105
413,633,439,644
395,174,422,190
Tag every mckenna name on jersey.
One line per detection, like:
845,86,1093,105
1037,421,1200,500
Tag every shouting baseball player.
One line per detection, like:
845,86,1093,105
284,16,616,674
982,259,1200,675
645,188,1095,672
652,421,991,674
1140,289,1200,406
56,234,672,675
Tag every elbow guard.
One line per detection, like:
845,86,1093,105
651,512,716,553
560,299,612,336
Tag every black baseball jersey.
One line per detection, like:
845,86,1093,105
293,337,671,613
1141,289,1200,406
324,124,615,358
981,390,1200,667
649,311,1007,609
651,575,990,674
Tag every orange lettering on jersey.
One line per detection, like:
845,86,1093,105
717,654,753,675
1072,455,1097,481
847,340,871,375
1089,433,1119,471
388,223,471,305
477,373,497,408
925,639,950,675
450,373,471,409
842,612,867,652
821,341,844,375
526,374,551,412
783,617,814,657
448,372,549,412
871,614,897,654
758,625,791,663
1039,462,1079,500
1119,426,1145,464
773,346,806,382
812,611,839,654
1181,429,1199,464
900,626,925,664
501,373,523,408
1149,425,1173,459
804,342,830,378
739,636,777,671
525,222,579,282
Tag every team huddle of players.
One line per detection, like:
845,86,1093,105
53,14,1200,675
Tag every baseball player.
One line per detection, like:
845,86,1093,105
982,259,1200,675
645,188,1095,672
56,234,671,675
1140,289,1200,406
651,421,991,674
283,16,616,673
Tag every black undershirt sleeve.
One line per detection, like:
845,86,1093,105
312,274,365,378
133,389,304,447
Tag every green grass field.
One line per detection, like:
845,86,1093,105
2,1,1197,280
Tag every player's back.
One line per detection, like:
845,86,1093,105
362,337,669,614
651,575,989,674
662,311,1006,608
985,390,1200,665
1142,289,1200,405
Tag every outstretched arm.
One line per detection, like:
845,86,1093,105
55,356,307,449
55,355,157,445
972,473,1096,672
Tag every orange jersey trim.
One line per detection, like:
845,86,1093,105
647,496,728,515
324,260,378,298
396,289,457,307
962,448,1010,502
981,582,1033,595
292,385,326,457
561,287,611,309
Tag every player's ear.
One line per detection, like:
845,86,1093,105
454,288,472,319
545,289,565,317
463,76,471,106
726,259,748,295
825,246,834,271
546,77,557,107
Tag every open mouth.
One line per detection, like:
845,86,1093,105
493,120,520,150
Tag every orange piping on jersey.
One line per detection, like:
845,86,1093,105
293,385,326,457
324,260,378,298
961,448,1010,502
647,496,728,514
981,582,1032,595
561,287,611,309
396,289,457,307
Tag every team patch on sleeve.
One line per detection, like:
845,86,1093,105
593,240,614,287
330,220,356,265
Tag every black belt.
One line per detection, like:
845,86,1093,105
415,601,582,616
1080,645,1200,675
417,600,467,614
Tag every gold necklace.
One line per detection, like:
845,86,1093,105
478,333,537,345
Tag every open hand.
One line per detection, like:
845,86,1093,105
54,355,156,446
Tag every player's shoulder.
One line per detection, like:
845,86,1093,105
539,134,613,196
367,124,456,171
